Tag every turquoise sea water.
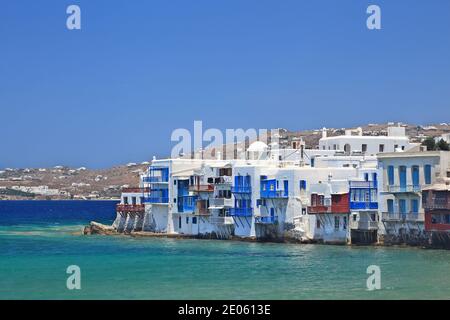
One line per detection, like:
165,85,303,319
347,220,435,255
1,201,450,300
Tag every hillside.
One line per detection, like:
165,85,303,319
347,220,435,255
1,121,449,200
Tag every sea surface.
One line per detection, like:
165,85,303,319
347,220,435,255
1,200,450,300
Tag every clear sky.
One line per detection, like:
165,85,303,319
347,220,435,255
1,0,449,168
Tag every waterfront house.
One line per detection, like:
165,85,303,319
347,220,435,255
377,151,450,244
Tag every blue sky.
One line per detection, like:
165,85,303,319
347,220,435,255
1,0,449,168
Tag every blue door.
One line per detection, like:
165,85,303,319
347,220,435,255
283,180,289,197
412,166,419,189
411,199,419,214
387,199,394,214
399,199,407,216
424,165,432,184
399,166,407,191
388,166,394,186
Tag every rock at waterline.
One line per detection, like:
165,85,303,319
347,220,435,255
83,221,117,235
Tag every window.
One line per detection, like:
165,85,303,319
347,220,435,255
424,165,432,184
399,166,407,189
334,216,340,231
387,199,394,213
299,180,307,191
411,199,419,214
399,199,407,214
362,144,367,152
445,215,450,224
353,214,357,222
174,180,177,185
174,198,177,203
379,144,384,152
431,214,440,224
388,166,395,186
364,173,369,181
179,217,182,228
131,197,136,205
316,220,321,229
343,217,347,230
192,217,197,224
123,197,128,205
186,217,189,224
412,166,419,187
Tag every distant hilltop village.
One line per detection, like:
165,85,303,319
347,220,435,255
1,122,449,201
83,122,450,249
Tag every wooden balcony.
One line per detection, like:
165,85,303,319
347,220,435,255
422,190,450,210
116,204,145,213
189,184,214,192
307,204,349,214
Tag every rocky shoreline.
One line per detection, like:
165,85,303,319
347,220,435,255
83,220,443,249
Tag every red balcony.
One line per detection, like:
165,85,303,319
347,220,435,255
189,184,214,192
116,204,145,213
308,193,350,214
422,190,450,211
307,204,350,214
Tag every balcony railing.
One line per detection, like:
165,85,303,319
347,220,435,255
142,176,168,183
231,186,252,194
381,212,424,222
229,207,253,217
260,190,288,199
116,204,145,213
209,198,233,208
195,207,209,215
350,220,378,230
308,204,350,214
349,181,377,188
121,187,150,193
209,176,233,185
350,202,378,210
143,197,169,204
423,197,450,210
255,215,279,224
209,216,234,224
189,184,214,192
386,185,421,193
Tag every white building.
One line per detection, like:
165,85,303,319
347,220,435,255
319,126,420,155
377,151,450,243
109,126,449,246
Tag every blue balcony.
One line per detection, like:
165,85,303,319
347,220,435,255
350,202,379,210
349,181,377,189
255,215,279,224
260,190,288,199
143,167,169,183
143,197,169,204
229,207,253,217
231,185,252,194
386,185,421,193
177,195,197,213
